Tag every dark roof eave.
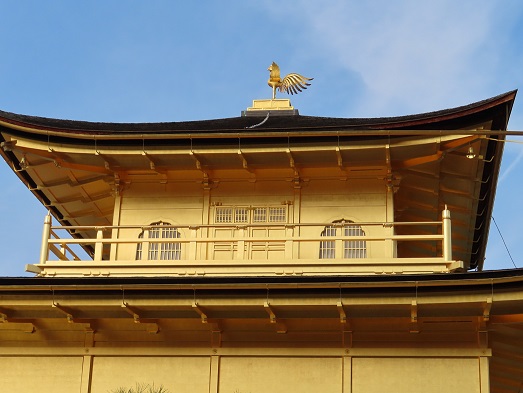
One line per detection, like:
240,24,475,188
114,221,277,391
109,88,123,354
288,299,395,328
0,90,517,137
1,268,523,292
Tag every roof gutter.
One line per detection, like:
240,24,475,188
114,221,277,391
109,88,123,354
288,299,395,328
1,270,523,292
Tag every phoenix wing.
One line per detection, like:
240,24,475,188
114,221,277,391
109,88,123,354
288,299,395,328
279,73,313,95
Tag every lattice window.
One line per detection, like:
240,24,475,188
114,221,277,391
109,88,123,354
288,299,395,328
269,207,287,223
344,224,367,258
136,221,181,260
215,207,234,223
319,225,337,259
319,220,366,259
214,206,287,224
235,207,249,223
252,207,267,223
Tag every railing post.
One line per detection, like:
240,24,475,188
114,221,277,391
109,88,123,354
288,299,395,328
39,213,52,265
236,226,245,260
189,227,198,260
335,224,343,259
60,243,67,259
94,228,104,262
285,225,294,259
442,206,452,262
141,229,150,261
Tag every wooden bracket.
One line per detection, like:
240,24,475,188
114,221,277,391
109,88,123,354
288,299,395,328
192,302,222,346
211,330,222,348
335,147,348,175
121,302,158,333
0,322,35,333
237,150,253,173
478,297,493,336
121,301,141,323
483,298,492,322
286,149,300,178
192,302,208,323
53,302,75,323
53,302,93,331
264,302,287,334
210,321,222,348
0,312,8,323
342,330,353,348
190,151,207,174
141,152,159,171
264,301,277,323
93,152,115,171
337,302,353,347
0,309,35,333
337,301,347,324
410,300,419,333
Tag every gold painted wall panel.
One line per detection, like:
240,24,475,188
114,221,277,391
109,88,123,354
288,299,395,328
219,356,342,393
90,356,211,393
112,176,393,263
352,357,480,393
0,356,83,392
210,180,294,196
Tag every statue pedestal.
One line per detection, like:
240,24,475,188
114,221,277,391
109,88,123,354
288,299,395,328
243,99,298,116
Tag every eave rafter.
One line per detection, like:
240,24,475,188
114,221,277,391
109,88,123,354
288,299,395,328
286,149,300,178
52,301,93,331
192,302,222,346
337,301,347,324
7,142,113,175
49,190,112,206
93,152,116,172
337,302,353,348
403,167,485,186
394,151,444,170
334,146,350,176
264,301,287,334
237,149,254,173
141,152,160,172
121,301,159,334
410,300,419,333
8,135,485,179
31,174,110,190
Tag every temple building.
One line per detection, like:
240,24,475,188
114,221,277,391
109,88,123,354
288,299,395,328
0,91,521,392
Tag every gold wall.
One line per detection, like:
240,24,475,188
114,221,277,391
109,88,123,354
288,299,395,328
114,175,393,262
0,350,488,393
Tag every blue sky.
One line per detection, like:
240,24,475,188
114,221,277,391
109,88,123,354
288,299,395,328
1,1,523,275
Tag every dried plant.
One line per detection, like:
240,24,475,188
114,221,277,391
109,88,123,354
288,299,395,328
109,383,169,393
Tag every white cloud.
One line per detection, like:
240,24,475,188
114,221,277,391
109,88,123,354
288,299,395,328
499,142,523,182
261,0,511,116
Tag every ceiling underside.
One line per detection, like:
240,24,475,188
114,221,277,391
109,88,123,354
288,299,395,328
0,128,501,270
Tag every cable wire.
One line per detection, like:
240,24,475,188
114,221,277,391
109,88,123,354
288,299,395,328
492,216,518,268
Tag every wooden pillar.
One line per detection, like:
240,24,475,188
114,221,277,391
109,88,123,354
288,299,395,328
80,355,93,393
209,355,220,393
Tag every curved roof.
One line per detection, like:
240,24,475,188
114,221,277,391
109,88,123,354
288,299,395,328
0,91,517,271
0,90,517,136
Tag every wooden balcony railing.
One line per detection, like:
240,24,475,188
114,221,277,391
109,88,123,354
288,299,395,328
28,208,462,276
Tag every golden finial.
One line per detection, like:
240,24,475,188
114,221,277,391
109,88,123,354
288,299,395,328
267,62,313,100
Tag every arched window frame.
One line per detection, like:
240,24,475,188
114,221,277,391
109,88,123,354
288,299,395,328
136,221,181,261
319,219,367,259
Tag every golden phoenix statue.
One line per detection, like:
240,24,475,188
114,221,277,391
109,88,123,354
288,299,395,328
267,62,313,99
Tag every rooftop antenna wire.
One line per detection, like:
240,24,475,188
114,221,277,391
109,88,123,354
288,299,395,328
492,216,518,268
